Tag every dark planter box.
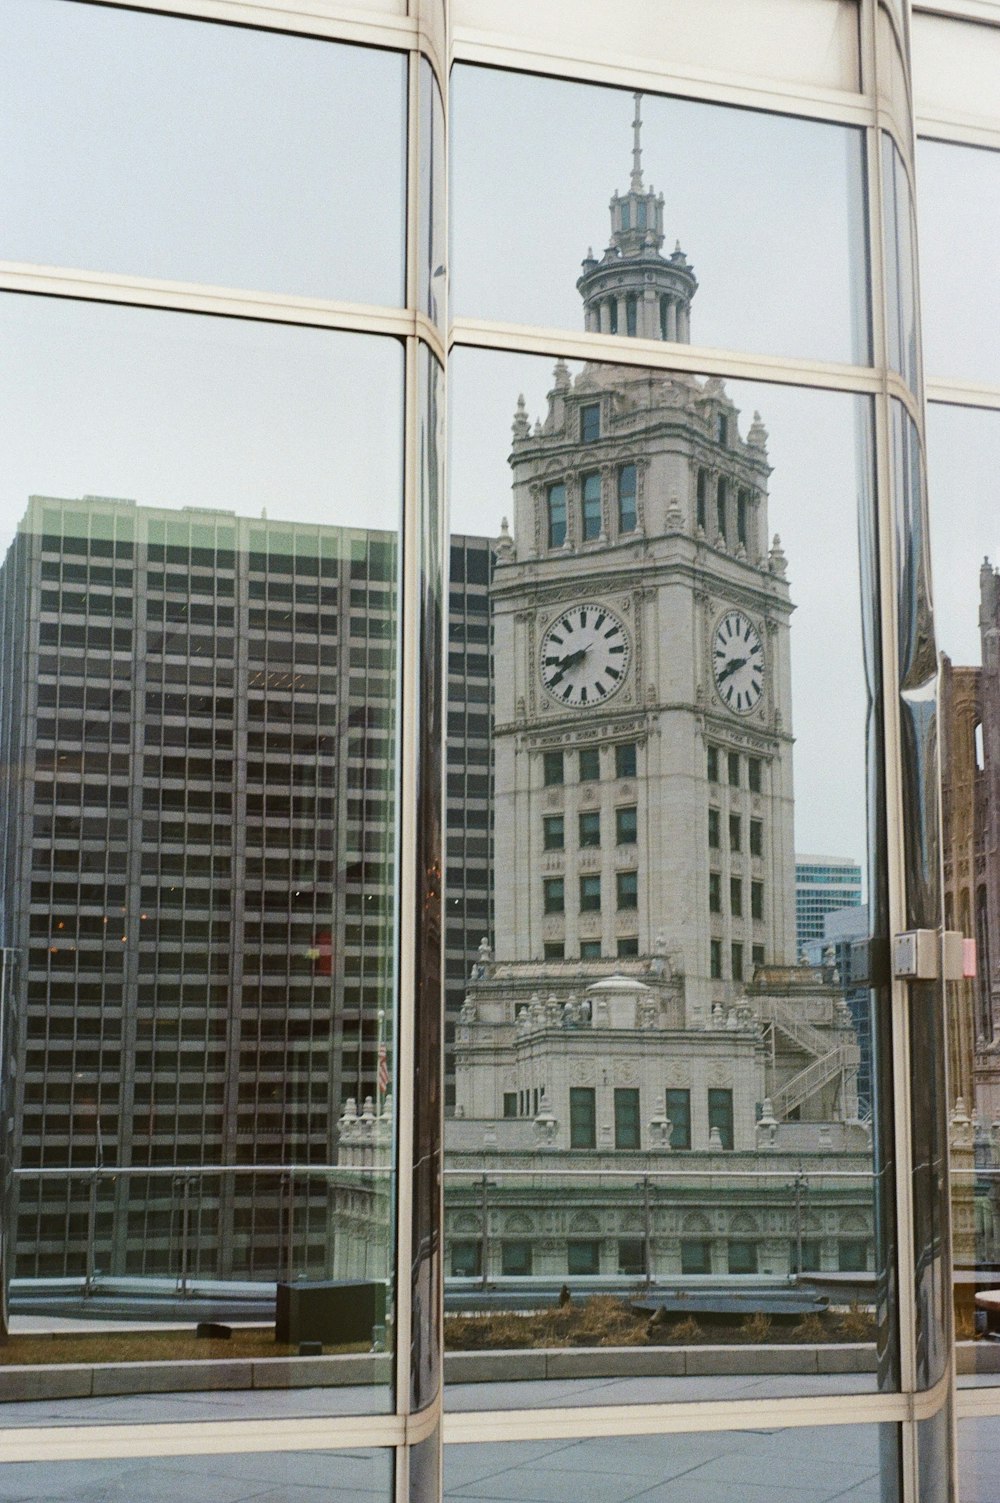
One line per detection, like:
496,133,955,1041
275,1280,386,1347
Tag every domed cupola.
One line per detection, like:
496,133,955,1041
576,92,698,343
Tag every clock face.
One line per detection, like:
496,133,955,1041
540,603,631,708
713,610,765,715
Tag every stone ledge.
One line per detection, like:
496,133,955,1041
0,1343,878,1402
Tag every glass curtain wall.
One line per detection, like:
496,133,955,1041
0,0,974,1499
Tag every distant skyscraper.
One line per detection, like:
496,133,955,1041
804,904,873,1116
795,855,863,956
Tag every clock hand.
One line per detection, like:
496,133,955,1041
717,656,747,684
558,647,587,670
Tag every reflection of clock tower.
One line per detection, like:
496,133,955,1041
491,96,797,1022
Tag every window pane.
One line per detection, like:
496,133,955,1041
582,471,602,540
569,1087,596,1149
0,3,406,306
614,1087,640,1149
616,743,637,779
616,806,637,845
543,815,564,850
579,811,601,848
547,482,567,548
927,402,1000,1380
919,138,1000,384
453,68,869,364
448,348,886,1400
444,1428,895,1495
0,1450,395,1502
618,464,637,532
0,293,402,1408
579,746,600,781
666,1088,692,1150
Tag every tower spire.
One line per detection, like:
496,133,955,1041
631,91,643,192
576,98,697,341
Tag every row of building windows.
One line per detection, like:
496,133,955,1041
451,1236,870,1279
709,874,765,920
707,745,762,791
546,463,638,548
543,806,636,849
543,871,637,914
566,1086,734,1151
695,469,756,551
542,937,638,960
709,808,763,855
710,939,765,982
543,742,636,786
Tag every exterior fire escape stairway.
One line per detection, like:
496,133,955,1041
757,998,861,1120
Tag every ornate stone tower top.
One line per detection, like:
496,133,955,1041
576,92,698,343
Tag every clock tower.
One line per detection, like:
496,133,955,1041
490,98,797,1025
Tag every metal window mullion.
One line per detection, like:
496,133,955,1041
450,316,902,399
63,0,418,50
392,39,427,1436
451,33,870,129
927,378,1000,409
864,0,956,1497
392,333,421,1433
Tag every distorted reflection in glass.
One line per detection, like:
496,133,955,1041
444,1424,896,1499
446,305,886,1396
0,293,402,1406
452,69,870,365
0,1,406,305
882,137,920,397
919,139,1000,385
927,403,1000,1379
0,1448,394,1501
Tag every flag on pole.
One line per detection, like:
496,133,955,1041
377,1043,390,1097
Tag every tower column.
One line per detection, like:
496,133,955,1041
665,298,678,342
641,290,658,339
599,300,611,335
616,295,628,335
678,302,691,342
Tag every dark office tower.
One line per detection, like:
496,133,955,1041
444,537,494,1111
0,495,397,1280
